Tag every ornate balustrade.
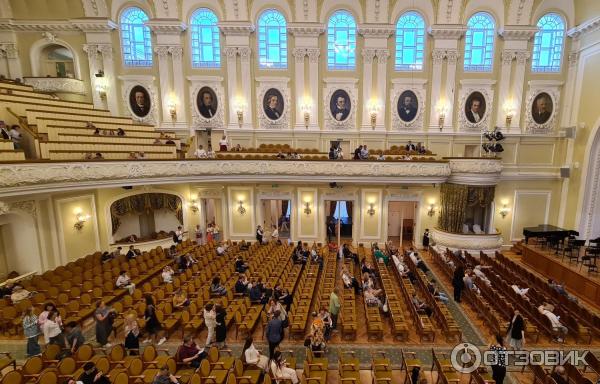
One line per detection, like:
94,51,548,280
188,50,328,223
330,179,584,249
23,77,86,95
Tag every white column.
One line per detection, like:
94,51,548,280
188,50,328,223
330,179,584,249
375,49,389,131
293,48,307,130
97,44,119,115
307,48,320,130
511,50,530,131
224,47,239,129
154,46,171,123
3,44,22,80
83,44,102,109
169,45,186,125
497,50,515,130
444,49,459,131
238,47,253,129
429,48,446,131
361,48,376,129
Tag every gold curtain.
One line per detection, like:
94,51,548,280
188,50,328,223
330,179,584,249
110,193,183,234
438,183,468,233
467,186,495,207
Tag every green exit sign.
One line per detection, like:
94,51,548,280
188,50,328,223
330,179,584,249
272,184,279,188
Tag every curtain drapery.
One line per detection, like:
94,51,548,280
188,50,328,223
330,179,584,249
110,193,183,234
438,183,495,233
329,201,337,219
281,200,289,217
346,201,353,220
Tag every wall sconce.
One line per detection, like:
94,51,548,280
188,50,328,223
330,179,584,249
499,200,510,218
436,101,448,131
368,100,381,130
303,202,312,215
189,199,199,213
427,204,436,217
503,100,515,126
237,200,246,215
74,209,90,231
300,100,311,129
95,77,107,101
234,98,246,128
167,95,177,121
367,203,376,216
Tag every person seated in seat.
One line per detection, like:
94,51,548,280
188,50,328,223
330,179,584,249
269,350,299,384
101,251,113,263
172,289,190,309
548,279,578,303
364,289,383,307
161,266,175,284
216,242,228,256
538,305,568,342
309,327,326,353
427,280,449,304
63,321,85,357
249,280,262,303
73,361,111,384
317,307,333,341
177,335,206,368
362,273,382,297
126,245,136,260
341,265,361,294
511,284,530,301
116,270,135,295
10,285,31,304
342,244,358,264
152,365,179,384
235,256,248,273
550,366,569,384
234,274,249,295
411,293,432,317
167,245,177,259
373,246,388,266
210,276,227,296
242,336,268,371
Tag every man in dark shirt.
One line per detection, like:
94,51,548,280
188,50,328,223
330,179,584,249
64,321,85,355
177,336,206,368
550,366,569,384
126,245,136,260
77,362,110,384
152,366,179,384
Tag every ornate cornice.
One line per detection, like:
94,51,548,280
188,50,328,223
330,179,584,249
0,160,453,197
218,21,255,36
287,23,325,37
0,19,78,31
357,23,395,38
445,158,502,186
498,25,538,41
567,15,600,40
427,25,467,39
145,19,187,34
69,18,117,32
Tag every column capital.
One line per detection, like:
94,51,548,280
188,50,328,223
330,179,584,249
568,51,580,67
376,49,390,64
97,44,113,59
238,47,251,62
82,43,99,60
154,46,170,58
168,46,183,60
292,48,307,63
515,50,530,65
445,49,459,65
361,48,377,64
224,46,238,59
501,50,515,65
306,48,320,63
432,48,446,65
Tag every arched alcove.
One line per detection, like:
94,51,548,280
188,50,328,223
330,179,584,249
29,38,82,79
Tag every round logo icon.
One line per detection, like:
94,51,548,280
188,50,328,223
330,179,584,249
451,342,482,373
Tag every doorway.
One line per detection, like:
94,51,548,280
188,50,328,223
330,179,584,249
325,200,353,244
201,198,223,239
330,140,350,159
260,199,291,239
387,201,417,248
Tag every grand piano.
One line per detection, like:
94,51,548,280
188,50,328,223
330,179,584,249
522,225,579,244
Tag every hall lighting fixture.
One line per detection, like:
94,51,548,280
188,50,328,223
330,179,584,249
436,101,448,131
300,100,311,129
234,98,246,128
74,209,90,231
367,203,376,216
368,100,381,130
95,77,107,100
189,199,199,213
167,95,177,120
499,200,510,219
237,200,246,215
303,202,312,215
427,204,436,217
503,100,516,126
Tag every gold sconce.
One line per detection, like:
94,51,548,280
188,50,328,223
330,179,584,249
301,99,311,129
95,77,107,101
303,202,312,215
189,199,199,213
427,203,436,217
436,101,448,131
499,200,510,218
368,100,381,130
503,100,515,127
237,200,246,215
367,203,376,216
234,98,246,128
74,208,90,231
167,95,177,121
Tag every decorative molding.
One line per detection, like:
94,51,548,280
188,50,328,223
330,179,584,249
0,200,37,217
501,50,515,65
567,15,600,40
187,76,225,130
255,77,291,130
0,43,18,59
568,52,580,67
376,49,390,63
238,47,251,62
22,77,85,95
515,50,530,65
458,80,496,132
525,80,563,134
445,49,459,65
361,48,377,64
224,47,238,58
323,78,358,131
145,20,187,34
292,48,307,63
357,24,395,38
96,44,112,59
432,49,446,65
580,139,600,240
154,45,170,58
0,19,79,31
427,25,467,39
70,18,117,32
0,160,455,196
431,228,504,253
287,23,325,37
168,45,183,60
498,26,538,41
447,158,503,186
306,48,320,63
41,31,57,43
218,21,255,36
390,78,427,131
118,75,158,125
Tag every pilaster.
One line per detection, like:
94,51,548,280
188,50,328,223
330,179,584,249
497,50,515,130
361,48,376,130
430,48,446,131
238,47,253,129
292,48,307,130
512,50,530,131
306,48,320,130
224,47,239,130
375,49,389,131
444,49,459,131
169,45,186,125
154,46,171,123
97,44,118,115
83,44,102,109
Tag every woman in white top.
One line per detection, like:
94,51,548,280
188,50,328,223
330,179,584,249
219,135,229,152
162,266,174,283
194,145,207,159
42,311,63,345
242,336,268,370
269,350,299,384
270,225,279,241
212,223,221,242
38,303,62,328
203,303,217,347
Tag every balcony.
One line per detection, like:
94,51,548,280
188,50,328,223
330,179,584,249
23,77,86,95
431,228,504,255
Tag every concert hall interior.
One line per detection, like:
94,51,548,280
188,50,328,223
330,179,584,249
0,0,600,383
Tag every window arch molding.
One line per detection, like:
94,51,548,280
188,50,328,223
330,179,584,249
249,0,292,24
189,7,221,68
319,0,363,24
463,11,496,72
119,5,153,67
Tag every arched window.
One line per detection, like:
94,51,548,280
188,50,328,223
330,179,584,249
327,10,357,70
464,12,495,72
257,9,287,69
190,8,221,68
120,7,152,67
395,11,426,71
532,13,565,73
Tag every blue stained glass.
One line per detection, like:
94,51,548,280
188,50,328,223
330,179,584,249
257,9,287,69
532,13,565,72
327,10,357,70
120,7,152,67
190,8,220,68
395,11,425,71
464,12,495,72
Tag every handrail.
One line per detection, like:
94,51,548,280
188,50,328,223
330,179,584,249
6,107,39,138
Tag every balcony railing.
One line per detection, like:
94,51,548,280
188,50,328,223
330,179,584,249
23,77,86,95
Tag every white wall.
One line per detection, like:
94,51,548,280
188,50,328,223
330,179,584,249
0,213,42,274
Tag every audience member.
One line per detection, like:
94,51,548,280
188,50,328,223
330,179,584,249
411,293,432,316
162,266,175,284
152,366,179,384
144,295,166,345
94,301,114,348
489,334,507,384
269,350,299,384
22,306,41,357
452,266,465,302
216,242,228,256
242,336,268,370
427,280,449,304
550,366,569,384
9,125,21,149
177,335,206,368
172,289,190,309
204,303,217,347
506,310,525,350
43,311,63,346
329,288,341,331
210,276,227,296
406,140,416,151
219,135,229,151
266,310,284,357
124,313,140,354
64,321,85,356
116,270,135,295
215,304,227,348
116,128,126,136
538,305,567,342
38,302,62,328
194,145,207,159
10,285,31,303
75,362,111,384
126,245,136,260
